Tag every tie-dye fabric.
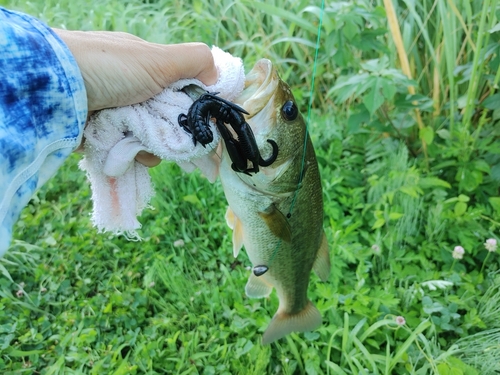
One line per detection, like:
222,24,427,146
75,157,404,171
0,7,88,256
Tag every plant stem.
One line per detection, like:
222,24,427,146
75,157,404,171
450,259,457,272
461,0,493,134
438,0,457,134
480,252,491,274
383,0,429,169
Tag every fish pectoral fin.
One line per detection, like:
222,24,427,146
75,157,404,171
225,207,244,257
262,300,322,345
258,204,292,243
313,232,330,282
225,206,236,230
245,273,273,298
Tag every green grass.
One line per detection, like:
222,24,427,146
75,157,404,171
1,0,500,373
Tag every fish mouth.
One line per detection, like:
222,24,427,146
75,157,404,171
236,59,279,120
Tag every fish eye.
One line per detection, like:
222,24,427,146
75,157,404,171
282,101,298,121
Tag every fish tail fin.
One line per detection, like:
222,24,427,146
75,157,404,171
262,300,322,345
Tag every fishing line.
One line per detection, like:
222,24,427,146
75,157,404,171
264,0,325,269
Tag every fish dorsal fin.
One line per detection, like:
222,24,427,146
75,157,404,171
245,273,273,298
258,204,292,243
262,300,322,345
313,232,330,282
225,207,244,257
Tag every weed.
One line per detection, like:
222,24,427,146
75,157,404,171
1,0,500,373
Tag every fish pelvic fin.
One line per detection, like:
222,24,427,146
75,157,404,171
225,207,244,257
262,300,322,345
245,273,273,298
258,204,292,243
313,232,330,282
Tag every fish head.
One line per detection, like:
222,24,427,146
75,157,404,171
235,59,307,189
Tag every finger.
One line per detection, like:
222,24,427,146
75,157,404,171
135,151,161,167
155,42,219,86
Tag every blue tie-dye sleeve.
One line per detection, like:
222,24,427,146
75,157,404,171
0,7,88,256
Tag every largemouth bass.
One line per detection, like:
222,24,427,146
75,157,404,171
219,59,330,345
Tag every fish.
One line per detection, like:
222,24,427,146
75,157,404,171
219,59,330,345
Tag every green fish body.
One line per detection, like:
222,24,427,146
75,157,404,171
220,59,330,345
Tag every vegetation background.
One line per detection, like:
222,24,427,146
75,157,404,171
1,0,500,374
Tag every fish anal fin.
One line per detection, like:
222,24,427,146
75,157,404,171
225,207,244,257
313,232,330,282
245,273,273,298
262,300,322,345
258,204,292,243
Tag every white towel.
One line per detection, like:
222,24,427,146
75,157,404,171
79,46,245,238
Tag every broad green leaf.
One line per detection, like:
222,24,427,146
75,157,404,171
103,302,113,313
437,362,465,375
372,218,385,229
473,160,491,173
489,197,500,214
456,168,483,192
381,77,397,100
342,18,360,40
491,164,500,181
183,194,202,206
458,194,470,202
490,22,500,33
386,191,396,205
400,186,421,198
447,356,479,375
454,202,467,216
328,73,372,102
419,177,451,189
437,363,451,375
363,77,385,115
436,129,451,139
361,57,389,72
389,212,404,220
419,126,434,145
482,93,500,109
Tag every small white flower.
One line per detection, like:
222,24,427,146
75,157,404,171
148,281,155,288
452,246,465,259
395,316,406,325
16,289,24,298
40,287,47,293
484,238,497,253
173,239,185,248
371,244,381,254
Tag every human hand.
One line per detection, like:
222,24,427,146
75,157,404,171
54,29,218,167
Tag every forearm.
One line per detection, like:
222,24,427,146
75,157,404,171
52,29,218,111
0,7,88,256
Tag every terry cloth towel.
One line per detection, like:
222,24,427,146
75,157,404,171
80,46,245,238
